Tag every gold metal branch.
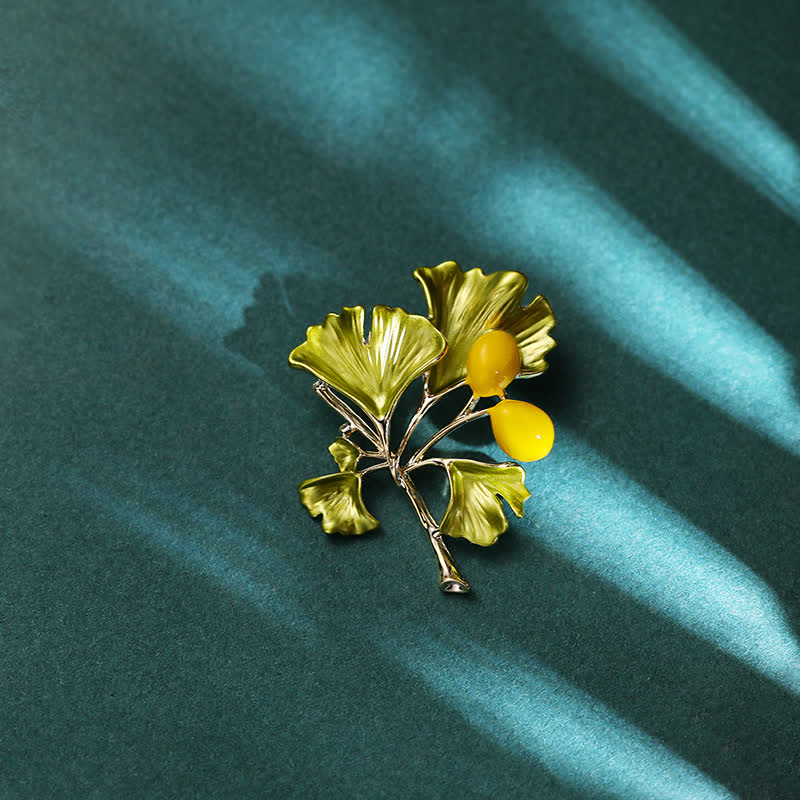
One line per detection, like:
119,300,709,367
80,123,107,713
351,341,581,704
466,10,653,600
314,381,382,449
395,471,470,593
407,399,484,467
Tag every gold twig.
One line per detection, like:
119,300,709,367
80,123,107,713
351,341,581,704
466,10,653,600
314,381,382,449
408,399,485,466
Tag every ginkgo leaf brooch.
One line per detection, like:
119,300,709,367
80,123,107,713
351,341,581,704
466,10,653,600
288,260,556,593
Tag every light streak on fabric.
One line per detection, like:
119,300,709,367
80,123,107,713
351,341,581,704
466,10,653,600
535,0,800,221
389,627,738,800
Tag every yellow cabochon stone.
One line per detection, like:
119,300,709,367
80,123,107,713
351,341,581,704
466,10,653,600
488,399,554,462
466,330,521,398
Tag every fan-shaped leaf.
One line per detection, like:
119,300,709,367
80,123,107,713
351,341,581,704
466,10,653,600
289,305,446,420
328,438,360,472
414,261,556,395
440,459,530,546
298,472,379,535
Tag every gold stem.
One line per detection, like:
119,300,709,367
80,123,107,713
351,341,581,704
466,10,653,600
314,382,382,449
397,471,470,594
360,462,389,476
395,390,441,464
408,400,485,466
374,417,397,481
405,458,446,472
317,377,473,594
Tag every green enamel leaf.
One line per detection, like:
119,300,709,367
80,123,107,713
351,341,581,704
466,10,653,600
414,261,556,395
440,459,530,547
328,438,360,472
289,305,447,420
298,472,379,535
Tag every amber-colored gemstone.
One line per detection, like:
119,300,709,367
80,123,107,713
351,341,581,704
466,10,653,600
488,399,554,461
465,330,522,398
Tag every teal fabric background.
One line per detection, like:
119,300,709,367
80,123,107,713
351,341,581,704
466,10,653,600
1,1,799,797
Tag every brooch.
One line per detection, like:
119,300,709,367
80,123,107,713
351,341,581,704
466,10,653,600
288,261,556,594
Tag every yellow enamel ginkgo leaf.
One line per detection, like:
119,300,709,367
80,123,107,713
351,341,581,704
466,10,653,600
298,472,379,535
289,305,446,420
414,261,556,395
439,459,530,547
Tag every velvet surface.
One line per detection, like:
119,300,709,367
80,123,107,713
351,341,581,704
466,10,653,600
2,1,799,797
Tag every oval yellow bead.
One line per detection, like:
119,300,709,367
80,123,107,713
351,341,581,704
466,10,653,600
488,399,554,462
465,330,522,398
